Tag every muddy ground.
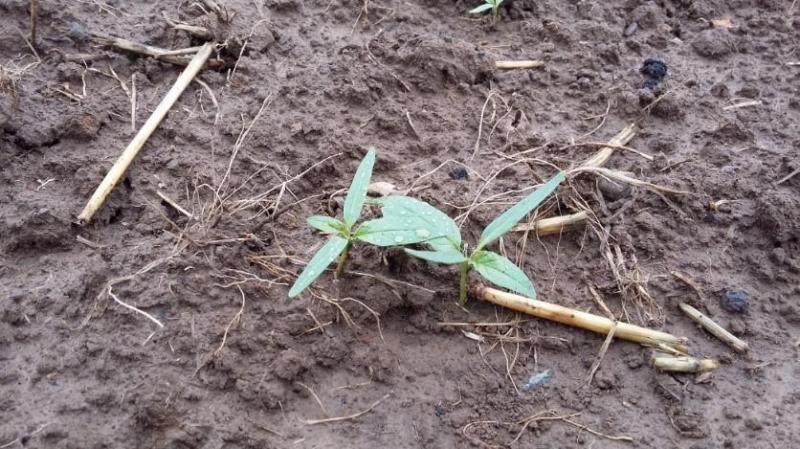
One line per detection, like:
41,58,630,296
2,0,800,448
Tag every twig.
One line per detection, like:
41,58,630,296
108,286,164,328
77,43,213,224
587,285,615,319
670,270,706,301
405,109,421,140
0,422,50,449
585,321,617,385
76,235,107,249
569,166,691,195
130,73,136,132
163,12,213,39
494,60,545,70
296,382,329,416
302,394,390,425
560,416,634,442
776,167,800,185
29,0,38,47
90,32,220,68
473,284,687,350
157,190,194,219
722,100,761,110
579,124,637,168
651,355,719,373
678,302,749,352
214,286,246,356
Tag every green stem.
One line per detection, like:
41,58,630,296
334,241,351,279
459,262,470,304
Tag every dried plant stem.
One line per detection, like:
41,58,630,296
580,123,637,168
107,286,164,328
77,43,213,224
29,0,38,47
494,60,545,70
585,321,617,385
513,211,588,235
157,190,194,219
302,394,390,425
214,286,246,356
90,33,220,68
678,302,749,352
651,355,719,373
474,285,686,350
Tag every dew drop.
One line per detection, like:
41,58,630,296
394,235,405,243
399,210,407,215
416,229,431,238
308,270,316,276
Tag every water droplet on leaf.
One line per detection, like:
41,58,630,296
394,235,405,243
416,229,431,238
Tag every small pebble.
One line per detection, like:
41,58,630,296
448,167,469,181
721,290,750,314
624,22,639,37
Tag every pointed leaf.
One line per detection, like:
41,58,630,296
405,248,468,264
355,217,443,247
373,196,461,252
307,215,345,234
343,148,377,228
471,250,536,298
287,236,348,298
469,3,494,14
477,171,565,250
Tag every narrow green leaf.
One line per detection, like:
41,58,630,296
471,250,536,298
405,248,468,264
307,215,345,234
373,196,461,252
287,235,348,298
469,3,494,14
477,171,565,250
343,148,377,228
355,218,443,247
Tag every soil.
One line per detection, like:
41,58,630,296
2,0,799,448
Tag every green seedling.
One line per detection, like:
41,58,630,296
287,149,377,299
370,171,565,303
469,0,505,21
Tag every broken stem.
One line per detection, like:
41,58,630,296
495,60,545,70
678,302,749,353
77,43,214,224
651,355,719,373
474,285,687,350
514,211,588,235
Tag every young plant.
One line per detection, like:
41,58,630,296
469,0,505,22
287,148,377,299
366,171,565,303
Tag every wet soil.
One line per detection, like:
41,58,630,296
2,0,800,448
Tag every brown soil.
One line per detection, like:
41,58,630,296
2,0,799,448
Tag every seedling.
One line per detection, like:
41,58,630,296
469,0,505,22
368,172,565,303
287,149,377,299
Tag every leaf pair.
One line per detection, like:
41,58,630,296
288,149,376,298
375,172,565,300
469,0,504,15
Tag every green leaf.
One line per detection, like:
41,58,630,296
287,235,348,298
477,171,565,250
405,248,468,264
373,196,461,252
343,148,377,228
469,3,494,14
307,215,345,234
355,217,443,247
471,250,536,298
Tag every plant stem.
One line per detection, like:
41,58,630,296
334,241,351,279
459,262,470,304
